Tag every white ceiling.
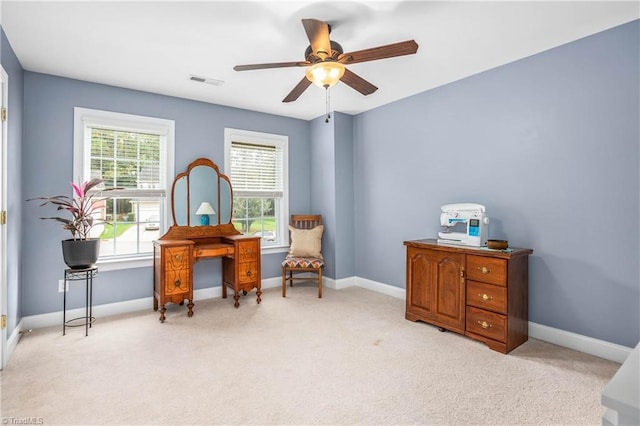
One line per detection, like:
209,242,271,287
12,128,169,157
1,1,638,121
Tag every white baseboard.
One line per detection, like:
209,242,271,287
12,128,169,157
327,276,356,290
16,275,633,364
528,321,632,364
353,277,406,299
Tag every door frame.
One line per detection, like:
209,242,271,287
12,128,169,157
0,65,8,369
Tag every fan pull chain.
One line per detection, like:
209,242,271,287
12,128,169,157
325,87,331,123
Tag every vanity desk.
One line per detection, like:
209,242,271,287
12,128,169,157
153,158,261,322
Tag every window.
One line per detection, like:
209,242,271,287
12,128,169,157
74,108,174,267
224,128,288,251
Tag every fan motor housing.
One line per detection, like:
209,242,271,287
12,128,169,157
305,41,343,63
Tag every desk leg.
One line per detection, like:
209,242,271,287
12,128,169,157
187,300,194,317
233,291,240,308
222,283,227,299
256,287,262,304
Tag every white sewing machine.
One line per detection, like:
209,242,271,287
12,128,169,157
437,203,490,247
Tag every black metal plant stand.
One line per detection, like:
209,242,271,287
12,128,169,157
63,267,98,336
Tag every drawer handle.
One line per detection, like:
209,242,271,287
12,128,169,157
479,266,491,274
246,269,252,277
479,293,493,301
174,279,181,288
478,320,492,329
175,255,182,261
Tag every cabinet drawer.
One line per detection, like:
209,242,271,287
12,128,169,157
467,280,507,314
238,242,258,263
194,244,233,258
164,269,190,296
466,306,506,343
466,255,506,286
238,262,258,284
165,246,191,270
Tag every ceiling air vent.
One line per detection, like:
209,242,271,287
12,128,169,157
189,75,224,86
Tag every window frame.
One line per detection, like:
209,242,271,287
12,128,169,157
224,128,289,254
73,107,175,271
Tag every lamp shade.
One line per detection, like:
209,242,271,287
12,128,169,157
195,202,216,215
305,62,345,88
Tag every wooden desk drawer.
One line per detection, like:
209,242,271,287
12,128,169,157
195,244,234,258
466,306,506,343
238,262,258,284
164,269,190,296
466,255,507,286
238,241,258,263
165,246,190,269
467,280,507,314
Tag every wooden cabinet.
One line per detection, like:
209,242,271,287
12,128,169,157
404,239,532,354
222,236,261,308
153,240,195,323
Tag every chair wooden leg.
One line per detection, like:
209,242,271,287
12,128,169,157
282,268,286,297
289,270,293,287
318,268,323,298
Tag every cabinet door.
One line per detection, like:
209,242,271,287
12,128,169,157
407,248,465,331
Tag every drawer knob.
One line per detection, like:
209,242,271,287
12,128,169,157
479,293,493,301
174,279,181,288
246,269,252,277
479,266,491,274
478,320,492,329
175,255,182,261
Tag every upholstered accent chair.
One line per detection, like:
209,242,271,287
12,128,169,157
281,215,324,298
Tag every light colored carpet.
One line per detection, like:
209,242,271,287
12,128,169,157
1,285,620,425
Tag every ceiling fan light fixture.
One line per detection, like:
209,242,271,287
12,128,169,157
305,62,345,88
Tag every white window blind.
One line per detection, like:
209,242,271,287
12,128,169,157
224,128,289,251
88,126,164,198
229,142,283,198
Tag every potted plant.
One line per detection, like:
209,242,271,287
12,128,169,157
29,178,116,269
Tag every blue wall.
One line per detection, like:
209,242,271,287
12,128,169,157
0,27,24,338
22,72,310,316
333,113,355,280
309,112,356,280
310,114,336,277
353,20,639,348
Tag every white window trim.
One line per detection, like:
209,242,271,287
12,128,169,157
73,107,175,270
224,128,289,255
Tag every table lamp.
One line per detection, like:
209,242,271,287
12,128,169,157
195,202,216,226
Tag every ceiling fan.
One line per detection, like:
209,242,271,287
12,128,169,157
233,18,419,103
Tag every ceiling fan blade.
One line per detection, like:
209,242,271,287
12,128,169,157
283,77,312,103
302,18,332,58
234,61,309,71
339,40,418,64
340,68,378,96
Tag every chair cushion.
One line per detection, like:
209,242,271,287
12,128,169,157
282,256,325,269
288,225,323,259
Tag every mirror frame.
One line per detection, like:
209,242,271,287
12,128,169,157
160,157,240,241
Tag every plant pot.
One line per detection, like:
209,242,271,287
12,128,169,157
61,239,100,269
